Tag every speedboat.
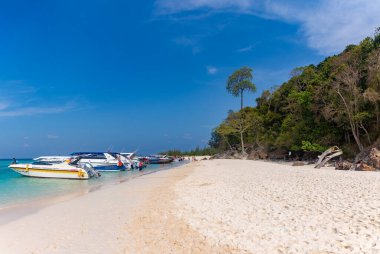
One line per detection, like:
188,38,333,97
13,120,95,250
144,155,174,164
33,152,133,172
70,152,132,171
120,153,147,170
9,158,100,180
34,156,71,164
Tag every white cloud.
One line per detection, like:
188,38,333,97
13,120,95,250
47,134,59,139
173,35,202,53
296,0,380,54
156,0,254,14
207,66,218,75
156,0,380,55
237,45,254,53
0,103,76,117
0,82,77,117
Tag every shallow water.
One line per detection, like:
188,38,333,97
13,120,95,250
0,159,186,209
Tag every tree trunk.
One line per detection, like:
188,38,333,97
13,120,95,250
359,120,371,145
238,119,246,155
337,89,364,151
353,124,364,151
240,90,244,110
240,129,245,154
376,104,379,132
222,135,233,150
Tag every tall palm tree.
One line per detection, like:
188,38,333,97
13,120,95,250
226,66,256,154
226,66,256,110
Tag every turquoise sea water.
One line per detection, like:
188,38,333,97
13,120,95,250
0,159,185,208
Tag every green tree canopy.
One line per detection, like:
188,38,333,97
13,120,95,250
211,28,380,159
226,66,257,110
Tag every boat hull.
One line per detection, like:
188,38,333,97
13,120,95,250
90,165,127,172
78,161,131,170
9,164,89,180
147,158,174,164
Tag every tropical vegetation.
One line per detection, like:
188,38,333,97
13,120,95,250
160,146,217,156
210,29,380,159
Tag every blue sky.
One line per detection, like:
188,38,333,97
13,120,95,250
0,0,379,158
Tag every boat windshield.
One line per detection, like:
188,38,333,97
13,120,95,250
32,161,53,165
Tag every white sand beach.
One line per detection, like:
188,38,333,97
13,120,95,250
1,159,380,253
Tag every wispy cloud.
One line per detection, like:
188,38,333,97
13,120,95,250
207,66,218,75
0,102,76,117
237,45,254,53
156,0,255,15
173,35,202,53
0,81,78,118
295,0,380,54
47,134,59,139
156,0,380,55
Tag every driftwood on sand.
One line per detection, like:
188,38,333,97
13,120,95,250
315,146,343,169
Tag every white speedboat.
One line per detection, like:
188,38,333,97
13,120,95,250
120,153,146,170
34,152,132,172
34,156,71,164
9,159,99,180
71,152,132,171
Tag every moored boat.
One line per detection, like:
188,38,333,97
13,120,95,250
70,152,132,171
9,159,100,180
33,156,71,164
144,155,174,164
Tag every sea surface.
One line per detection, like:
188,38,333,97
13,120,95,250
0,159,186,209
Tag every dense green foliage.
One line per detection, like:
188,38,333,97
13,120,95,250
211,31,380,158
160,146,217,156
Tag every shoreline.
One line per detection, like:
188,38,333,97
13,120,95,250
0,161,188,226
0,161,194,253
1,159,379,253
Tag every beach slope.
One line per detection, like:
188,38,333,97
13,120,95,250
1,160,380,253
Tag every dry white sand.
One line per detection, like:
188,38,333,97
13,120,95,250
174,160,380,253
1,159,380,254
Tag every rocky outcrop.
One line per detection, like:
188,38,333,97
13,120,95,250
268,149,288,160
369,148,380,168
335,160,354,170
335,148,380,171
247,150,268,160
353,147,380,171
356,161,376,171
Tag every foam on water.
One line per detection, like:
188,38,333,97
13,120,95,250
0,159,185,208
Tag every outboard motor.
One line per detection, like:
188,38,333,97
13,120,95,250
83,163,101,178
